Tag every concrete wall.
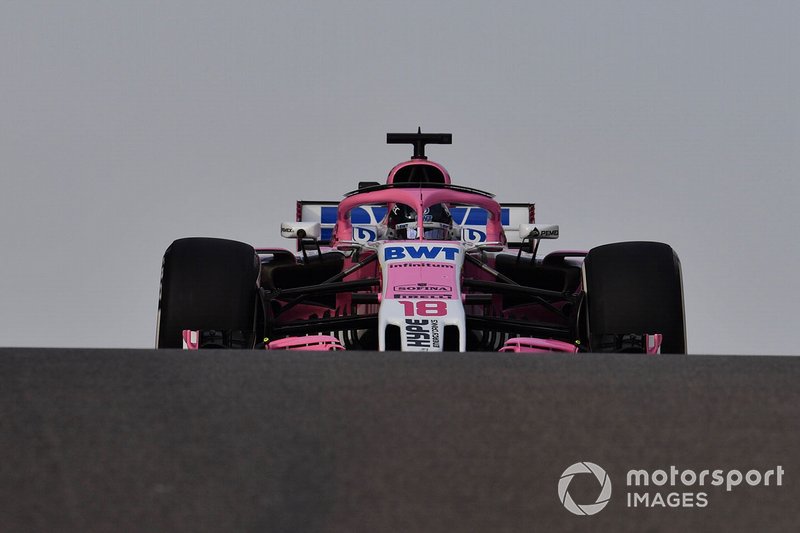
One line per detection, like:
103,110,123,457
1,349,798,532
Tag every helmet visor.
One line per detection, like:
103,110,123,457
395,221,451,240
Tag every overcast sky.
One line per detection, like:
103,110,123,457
1,1,797,354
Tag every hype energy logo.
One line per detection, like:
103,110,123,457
558,462,612,516
558,462,785,515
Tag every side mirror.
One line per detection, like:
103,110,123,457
519,224,559,240
281,222,321,240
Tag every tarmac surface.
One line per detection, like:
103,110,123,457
1,348,798,532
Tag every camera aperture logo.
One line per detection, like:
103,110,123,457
558,462,612,516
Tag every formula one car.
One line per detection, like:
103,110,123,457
156,131,686,353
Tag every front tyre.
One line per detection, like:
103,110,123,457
583,241,686,353
156,237,260,349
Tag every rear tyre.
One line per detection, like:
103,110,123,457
583,241,686,353
156,237,260,349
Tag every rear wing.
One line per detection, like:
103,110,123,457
297,201,535,247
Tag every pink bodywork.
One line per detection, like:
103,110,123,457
646,334,663,354
182,330,200,350
499,338,579,354
268,335,345,351
384,250,459,300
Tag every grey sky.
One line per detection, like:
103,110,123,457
1,1,797,353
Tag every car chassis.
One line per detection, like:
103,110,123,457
157,131,685,353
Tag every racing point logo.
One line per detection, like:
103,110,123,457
558,462,612,516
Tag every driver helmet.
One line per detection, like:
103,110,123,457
387,203,453,240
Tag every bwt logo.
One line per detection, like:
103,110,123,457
384,246,460,261
461,227,487,242
353,226,377,242
558,462,612,516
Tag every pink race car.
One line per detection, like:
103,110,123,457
157,131,686,353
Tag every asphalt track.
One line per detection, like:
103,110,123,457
1,349,798,532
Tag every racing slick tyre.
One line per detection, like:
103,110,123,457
583,241,686,354
156,237,260,349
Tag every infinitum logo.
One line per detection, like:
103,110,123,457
558,462,612,516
